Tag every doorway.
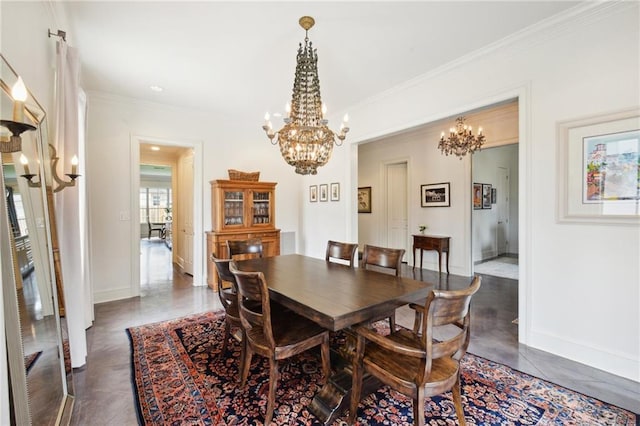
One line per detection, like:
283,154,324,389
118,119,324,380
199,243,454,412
139,162,173,289
472,144,519,280
131,137,204,296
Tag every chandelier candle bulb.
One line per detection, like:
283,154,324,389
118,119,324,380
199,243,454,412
20,154,30,175
71,155,78,175
11,76,27,122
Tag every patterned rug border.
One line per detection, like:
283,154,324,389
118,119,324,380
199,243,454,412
128,311,639,425
127,324,146,426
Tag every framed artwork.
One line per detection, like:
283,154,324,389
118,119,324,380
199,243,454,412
309,185,317,202
358,186,372,213
557,108,640,225
491,188,497,204
319,184,328,202
473,183,482,210
330,182,340,201
482,184,492,209
420,182,450,207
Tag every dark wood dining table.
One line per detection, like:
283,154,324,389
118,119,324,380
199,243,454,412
233,254,433,424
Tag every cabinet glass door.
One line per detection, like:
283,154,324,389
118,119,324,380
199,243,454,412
252,191,270,225
224,191,244,226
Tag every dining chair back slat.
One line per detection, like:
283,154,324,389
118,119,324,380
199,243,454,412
361,244,404,276
227,238,263,260
325,240,359,267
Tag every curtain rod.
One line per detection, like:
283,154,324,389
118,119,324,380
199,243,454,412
48,29,66,42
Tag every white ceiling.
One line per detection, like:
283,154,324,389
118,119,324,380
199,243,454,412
64,1,580,121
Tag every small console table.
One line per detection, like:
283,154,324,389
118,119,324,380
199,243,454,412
412,234,450,274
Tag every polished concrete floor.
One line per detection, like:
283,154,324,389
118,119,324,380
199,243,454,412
70,239,639,425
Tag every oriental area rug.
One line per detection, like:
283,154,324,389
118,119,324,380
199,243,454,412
128,311,637,425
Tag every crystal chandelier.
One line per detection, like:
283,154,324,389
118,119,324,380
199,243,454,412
438,117,485,159
262,16,349,175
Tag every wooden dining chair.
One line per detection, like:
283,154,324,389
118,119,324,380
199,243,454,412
325,240,359,267
211,256,244,361
227,238,263,260
347,276,481,426
229,264,331,425
361,244,406,330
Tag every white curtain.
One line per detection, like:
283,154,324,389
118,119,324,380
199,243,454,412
54,41,90,368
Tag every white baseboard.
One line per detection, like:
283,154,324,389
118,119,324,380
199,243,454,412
530,329,639,382
94,286,136,304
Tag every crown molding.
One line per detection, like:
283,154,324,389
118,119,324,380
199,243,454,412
86,90,213,117
349,1,633,122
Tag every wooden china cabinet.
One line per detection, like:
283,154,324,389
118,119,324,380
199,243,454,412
206,179,280,289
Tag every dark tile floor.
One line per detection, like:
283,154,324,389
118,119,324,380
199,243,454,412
69,240,639,425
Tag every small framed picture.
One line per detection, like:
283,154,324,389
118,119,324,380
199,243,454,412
319,184,328,202
309,185,318,202
473,183,482,210
420,182,450,207
491,188,497,204
358,186,372,213
482,184,492,209
330,182,340,201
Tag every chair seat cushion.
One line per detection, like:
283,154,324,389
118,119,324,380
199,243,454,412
363,329,459,391
246,310,327,354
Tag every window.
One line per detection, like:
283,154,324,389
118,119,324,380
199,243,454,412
140,187,172,223
5,186,28,236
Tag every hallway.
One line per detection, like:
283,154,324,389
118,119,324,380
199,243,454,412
69,246,639,425
474,255,519,280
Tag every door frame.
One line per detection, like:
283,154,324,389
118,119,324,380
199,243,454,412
130,134,204,296
496,166,510,256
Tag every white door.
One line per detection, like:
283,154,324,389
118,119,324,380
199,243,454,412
496,167,509,255
178,152,194,275
386,162,408,260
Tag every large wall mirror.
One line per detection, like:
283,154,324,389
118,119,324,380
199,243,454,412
0,54,74,424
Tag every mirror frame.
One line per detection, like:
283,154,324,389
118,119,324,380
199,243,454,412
0,53,74,425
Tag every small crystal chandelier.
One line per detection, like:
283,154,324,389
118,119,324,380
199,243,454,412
438,117,485,159
262,16,349,175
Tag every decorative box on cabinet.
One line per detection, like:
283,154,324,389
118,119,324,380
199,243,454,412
206,180,280,289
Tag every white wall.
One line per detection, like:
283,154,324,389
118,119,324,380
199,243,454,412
299,141,354,259
329,3,638,381
472,144,519,261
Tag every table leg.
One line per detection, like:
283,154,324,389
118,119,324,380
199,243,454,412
446,249,450,274
420,249,424,270
308,332,382,424
412,246,416,269
437,250,442,274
